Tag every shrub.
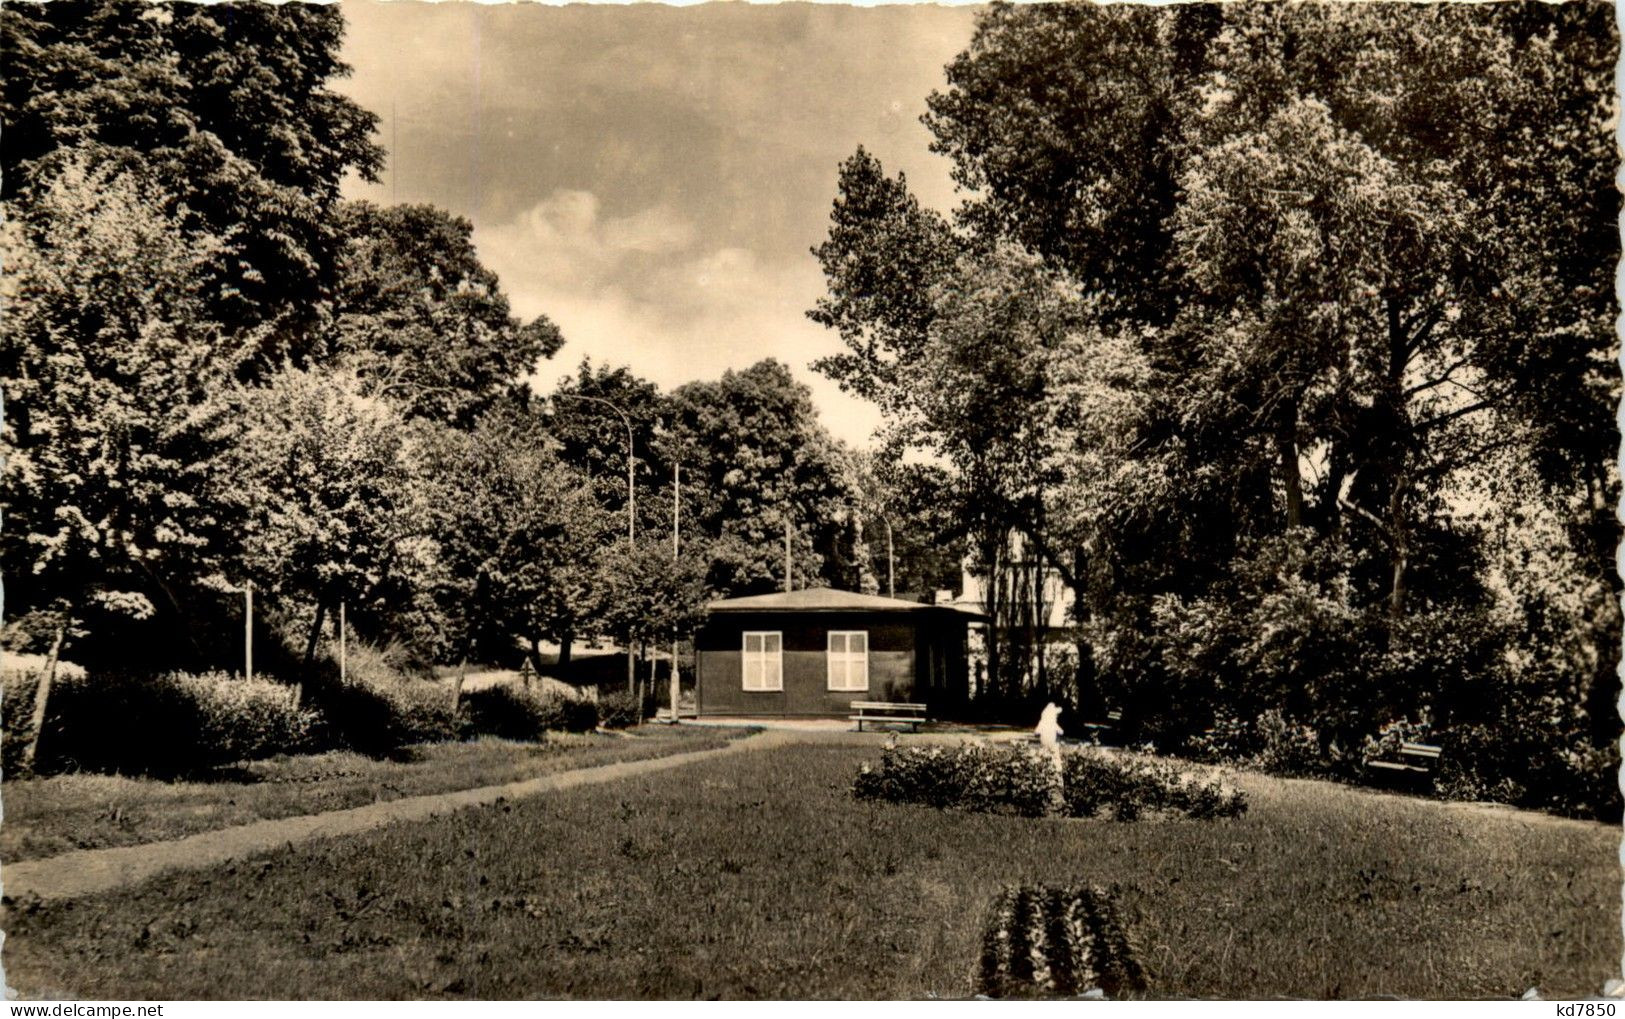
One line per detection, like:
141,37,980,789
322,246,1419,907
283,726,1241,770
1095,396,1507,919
539,693,600,734
597,690,643,729
1250,709,1323,777
853,740,1245,821
1062,749,1247,821
3,668,47,777
460,684,598,740
5,669,318,777
461,684,549,741
304,668,461,756
1184,710,1259,763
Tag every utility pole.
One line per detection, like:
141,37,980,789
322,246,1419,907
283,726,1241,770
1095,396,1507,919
670,458,681,723
783,512,793,593
245,580,254,682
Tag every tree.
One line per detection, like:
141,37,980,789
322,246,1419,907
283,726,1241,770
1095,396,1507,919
598,538,712,705
810,2,1618,740
543,361,665,530
667,360,868,596
923,2,1221,325
0,157,233,649
331,202,563,426
211,367,431,693
3,1,383,344
809,147,960,418
424,406,615,676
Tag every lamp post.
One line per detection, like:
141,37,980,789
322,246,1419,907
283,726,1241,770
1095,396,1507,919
670,456,681,723
884,516,895,599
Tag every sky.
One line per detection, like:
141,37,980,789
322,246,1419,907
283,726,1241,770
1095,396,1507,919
336,1,982,447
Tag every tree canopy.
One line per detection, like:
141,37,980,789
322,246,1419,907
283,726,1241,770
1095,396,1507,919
811,1,1619,760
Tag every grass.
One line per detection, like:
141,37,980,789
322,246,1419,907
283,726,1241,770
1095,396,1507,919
3,741,1616,999
1,726,750,863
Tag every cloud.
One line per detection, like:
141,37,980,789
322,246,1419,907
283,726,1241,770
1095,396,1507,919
480,189,697,294
335,1,973,448
477,194,882,446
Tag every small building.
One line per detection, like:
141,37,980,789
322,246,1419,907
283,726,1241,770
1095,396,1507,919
694,587,985,718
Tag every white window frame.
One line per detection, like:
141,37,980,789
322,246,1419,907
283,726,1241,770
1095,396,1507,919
826,630,870,692
742,631,783,691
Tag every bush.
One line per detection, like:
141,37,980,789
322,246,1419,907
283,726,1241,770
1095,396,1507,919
1061,749,1247,821
597,690,643,729
1432,720,1621,820
303,668,461,756
539,693,600,734
4,669,318,777
853,740,1246,821
1250,709,1324,777
460,684,598,740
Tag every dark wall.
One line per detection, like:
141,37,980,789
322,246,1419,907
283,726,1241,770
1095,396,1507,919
695,610,971,717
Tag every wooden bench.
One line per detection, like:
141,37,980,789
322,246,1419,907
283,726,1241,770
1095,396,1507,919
1366,741,1443,785
1080,708,1123,742
850,700,928,732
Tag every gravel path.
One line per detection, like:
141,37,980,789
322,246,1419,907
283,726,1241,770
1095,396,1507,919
3,729,801,904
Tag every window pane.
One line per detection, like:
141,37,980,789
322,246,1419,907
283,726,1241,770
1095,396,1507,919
745,633,761,653
765,656,781,688
744,658,760,689
828,632,844,653
852,659,869,689
851,632,868,653
830,659,846,689
764,633,781,653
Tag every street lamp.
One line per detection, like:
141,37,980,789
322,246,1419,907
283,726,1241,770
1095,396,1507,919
550,393,636,542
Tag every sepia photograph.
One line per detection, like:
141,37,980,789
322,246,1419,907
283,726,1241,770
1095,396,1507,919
0,0,1620,1002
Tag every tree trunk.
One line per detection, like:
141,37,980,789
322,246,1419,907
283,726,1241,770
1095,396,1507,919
645,646,657,724
21,619,67,775
451,654,468,712
1275,412,1305,529
298,600,329,707
984,529,1005,703
528,638,545,687
1032,550,1047,700
558,630,573,668
1386,486,1408,620
303,600,328,667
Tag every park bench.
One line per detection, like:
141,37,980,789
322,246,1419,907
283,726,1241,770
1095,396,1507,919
1365,741,1443,787
850,700,928,732
1080,708,1124,743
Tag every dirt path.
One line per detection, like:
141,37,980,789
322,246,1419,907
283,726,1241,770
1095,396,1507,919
3,729,802,904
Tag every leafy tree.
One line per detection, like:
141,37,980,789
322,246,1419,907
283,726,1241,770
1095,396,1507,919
423,406,615,675
811,1,1618,746
0,157,232,641
332,202,563,426
598,538,712,702
667,360,867,595
809,147,960,418
852,454,964,599
210,366,431,691
3,0,383,343
542,361,665,531
923,2,1221,324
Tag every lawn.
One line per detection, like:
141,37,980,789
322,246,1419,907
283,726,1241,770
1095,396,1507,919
1,726,750,863
3,740,1615,999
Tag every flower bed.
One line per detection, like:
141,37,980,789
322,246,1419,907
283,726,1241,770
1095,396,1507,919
852,740,1246,821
